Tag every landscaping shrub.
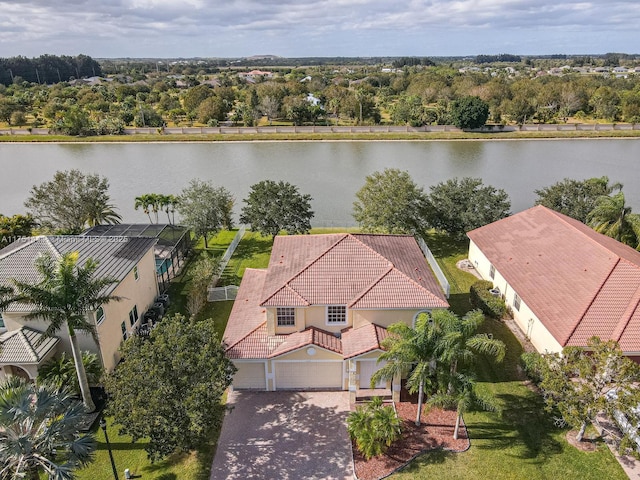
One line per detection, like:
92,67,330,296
470,280,507,318
347,396,402,460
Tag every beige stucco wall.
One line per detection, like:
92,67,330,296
269,306,439,334
274,346,343,361
468,240,563,354
352,309,425,329
97,248,158,371
2,247,158,373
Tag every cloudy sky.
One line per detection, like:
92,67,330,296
1,0,638,58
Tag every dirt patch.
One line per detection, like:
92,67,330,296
353,403,470,480
566,430,600,452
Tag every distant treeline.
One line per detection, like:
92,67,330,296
475,54,522,64
0,55,102,86
391,57,435,68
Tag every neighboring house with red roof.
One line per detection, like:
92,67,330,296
0,235,159,381
223,233,449,402
467,205,640,359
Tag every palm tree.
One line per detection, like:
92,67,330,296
38,351,103,395
347,396,402,459
85,201,122,227
134,194,154,223
10,252,120,411
158,194,179,224
371,313,440,426
587,191,640,249
0,377,96,479
432,309,506,393
427,372,496,440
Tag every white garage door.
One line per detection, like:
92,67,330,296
359,360,387,389
233,362,266,389
275,361,343,390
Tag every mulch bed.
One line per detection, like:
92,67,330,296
352,402,470,480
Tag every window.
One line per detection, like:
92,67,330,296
129,305,139,326
513,293,521,311
489,264,495,279
121,321,127,341
133,266,139,281
96,307,105,325
276,307,295,326
327,305,347,324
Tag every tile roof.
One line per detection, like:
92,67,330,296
261,234,448,309
342,323,389,359
0,236,157,312
468,205,640,351
223,268,269,349
0,327,59,364
224,234,448,361
270,327,343,357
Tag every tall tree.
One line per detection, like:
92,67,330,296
535,176,622,223
0,213,35,246
0,377,96,480
523,337,640,443
450,96,490,129
25,170,119,234
426,177,511,240
177,180,234,248
371,314,439,426
587,191,640,249
240,180,314,237
352,168,428,234
10,252,120,411
105,314,236,461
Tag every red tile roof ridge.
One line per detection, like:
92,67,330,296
269,326,343,357
543,206,640,263
351,261,447,309
348,265,395,308
224,320,268,353
564,257,621,346
611,281,640,344
259,233,349,305
342,322,389,359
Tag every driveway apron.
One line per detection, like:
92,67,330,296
210,390,354,480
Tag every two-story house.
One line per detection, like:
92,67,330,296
0,235,159,381
223,233,449,402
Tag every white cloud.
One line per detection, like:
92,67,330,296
0,0,638,57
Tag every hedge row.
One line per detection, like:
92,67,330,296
470,280,507,319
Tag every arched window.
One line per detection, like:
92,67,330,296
412,310,432,328
96,306,105,325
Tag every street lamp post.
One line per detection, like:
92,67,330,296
100,418,120,480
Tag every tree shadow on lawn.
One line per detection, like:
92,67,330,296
392,447,453,475
471,391,563,461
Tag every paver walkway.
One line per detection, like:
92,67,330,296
210,390,353,480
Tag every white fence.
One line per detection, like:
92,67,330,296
208,285,239,302
3,123,640,136
415,236,450,298
207,226,246,301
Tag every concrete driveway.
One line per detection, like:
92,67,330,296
210,391,354,480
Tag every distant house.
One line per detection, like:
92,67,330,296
468,206,640,360
238,70,273,81
0,235,159,381
223,233,449,401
